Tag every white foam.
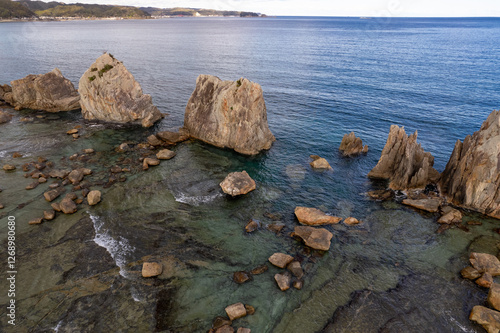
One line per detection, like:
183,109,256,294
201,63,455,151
90,213,134,278
174,192,222,206
130,286,143,302
53,320,63,332
446,311,475,332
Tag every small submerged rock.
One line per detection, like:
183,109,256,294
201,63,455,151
402,198,441,213
438,206,463,224
220,171,256,196
156,131,189,145
291,226,333,251
489,283,500,311
143,157,160,170
295,206,341,226
250,265,268,275
43,210,56,221
268,253,294,268
287,261,304,279
29,217,43,225
233,271,252,284
244,220,259,233
156,149,176,160
344,217,360,225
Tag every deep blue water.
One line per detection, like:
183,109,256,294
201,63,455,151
1,17,500,332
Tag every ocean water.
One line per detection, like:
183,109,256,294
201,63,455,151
0,17,500,332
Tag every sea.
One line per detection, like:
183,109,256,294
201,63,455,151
0,16,499,332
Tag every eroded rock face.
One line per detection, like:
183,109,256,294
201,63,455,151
368,125,439,190
78,53,162,127
339,132,368,156
440,110,500,219
183,75,275,155
3,68,80,112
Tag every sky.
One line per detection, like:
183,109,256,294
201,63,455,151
36,0,500,17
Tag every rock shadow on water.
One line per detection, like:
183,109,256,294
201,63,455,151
321,274,484,333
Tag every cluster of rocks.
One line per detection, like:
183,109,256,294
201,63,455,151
461,253,500,332
1,153,103,224
367,109,500,228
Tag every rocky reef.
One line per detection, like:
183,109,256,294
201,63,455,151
78,53,162,127
183,75,275,155
339,132,368,156
440,110,500,219
0,68,80,112
368,125,439,190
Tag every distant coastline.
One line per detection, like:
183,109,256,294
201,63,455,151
0,0,265,22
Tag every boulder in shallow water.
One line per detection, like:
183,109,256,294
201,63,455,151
437,206,462,224
344,217,360,225
470,305,500,333
142,262,163,277
461,266,481,280
4,68,80,112
233,271,252,284
309,155,332,170
156,149,176,160
470,253,500,276
87,190,101,206
60,197,77,214
225,302,247,321
294,206,341,226
156,130,189,145
291,225,333,251
368,125,439,190
143,157,160,170
78,53,163,127
440,110,500,219
220,171,256,196
402,198,441,213
268,253,294,268
274,272,291,291
339,132,368,156
489,283,500,311
183,75,275,155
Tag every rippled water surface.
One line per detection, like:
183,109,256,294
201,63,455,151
1,17,500,333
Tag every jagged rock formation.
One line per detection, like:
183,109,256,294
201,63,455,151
0,109,12,124
439,110,500,219
339,132,368,156
0,69,80,112
368,125,439,190
78,53,162,127
183,75,275,155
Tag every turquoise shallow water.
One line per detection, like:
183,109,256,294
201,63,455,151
0,17,500,332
